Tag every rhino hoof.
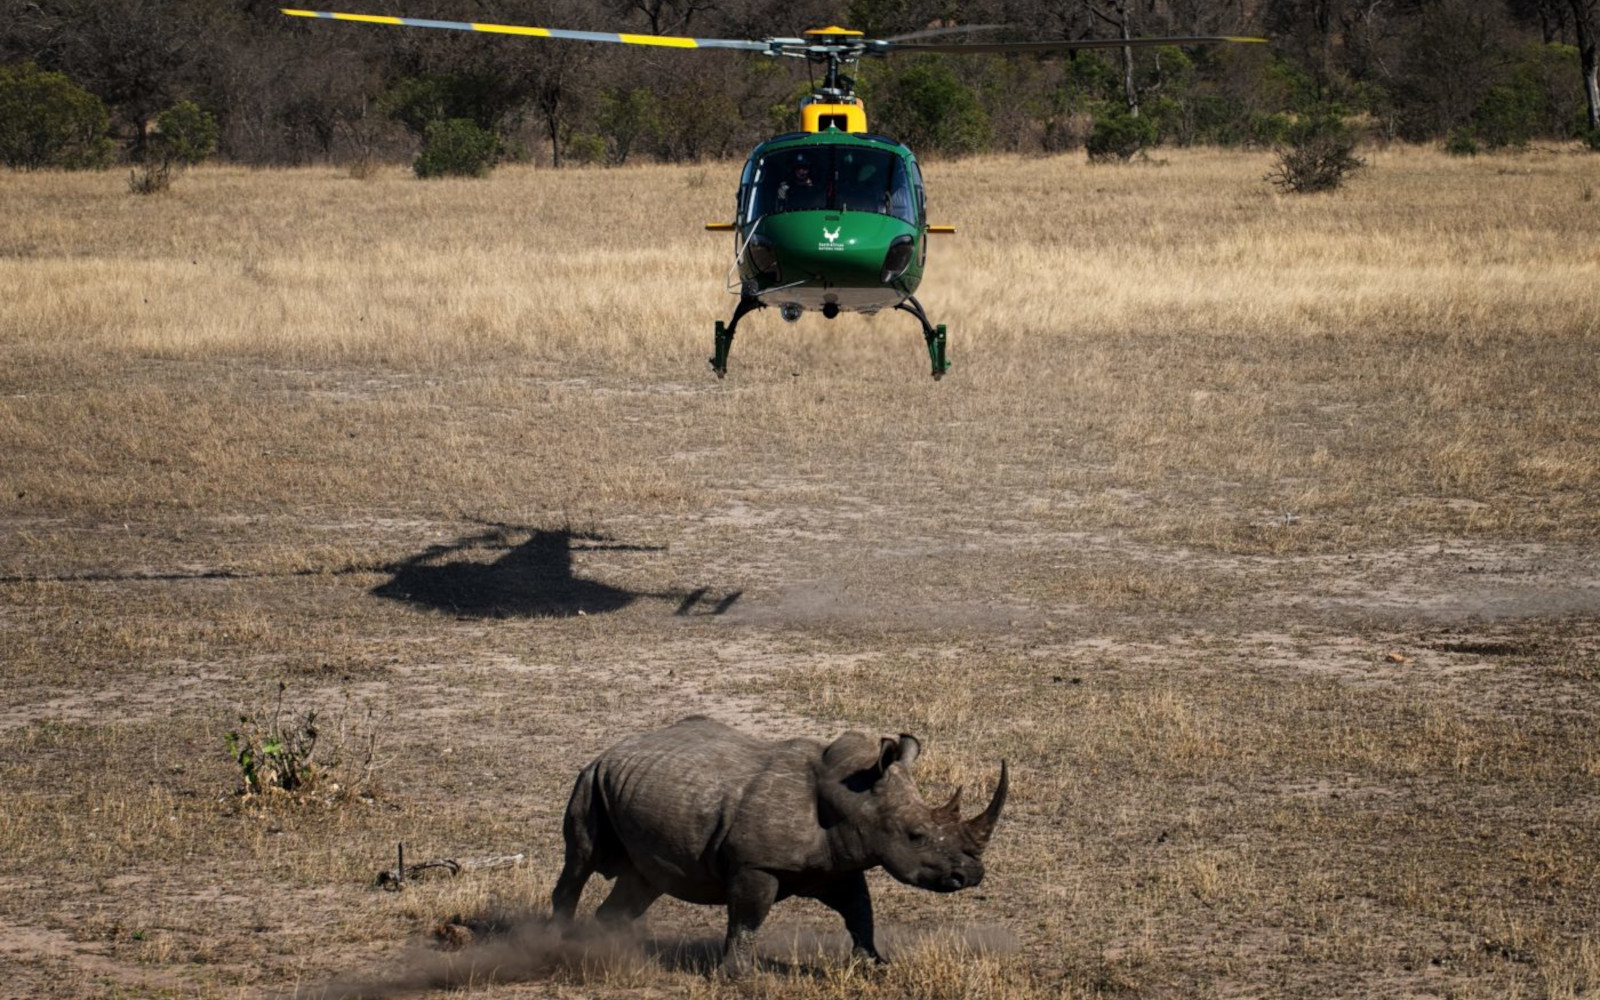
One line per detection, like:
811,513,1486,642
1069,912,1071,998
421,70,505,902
716,958,757,981
851,946,889,968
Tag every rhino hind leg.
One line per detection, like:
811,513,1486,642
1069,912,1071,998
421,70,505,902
594,864,662,926
550,838,594,923
551,763,616,923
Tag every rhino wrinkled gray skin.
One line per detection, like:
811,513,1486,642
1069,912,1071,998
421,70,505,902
550,716,1008,976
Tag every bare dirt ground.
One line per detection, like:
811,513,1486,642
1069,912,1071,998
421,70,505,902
1,148,1598,999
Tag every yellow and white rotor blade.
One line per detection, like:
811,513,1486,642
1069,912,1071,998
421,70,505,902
280,9,778,51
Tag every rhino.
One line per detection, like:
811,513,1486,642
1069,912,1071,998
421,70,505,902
549,716,1007,976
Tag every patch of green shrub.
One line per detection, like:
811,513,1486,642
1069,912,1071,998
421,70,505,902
128,99,219,195
596,87,661,165
224,682,386,802
154,100,218,166
1249,112,1295,146
0,62,114,170
563,131,606,166
414,117,496,178
875,58,992,156
1087,106,1157,162
1444,127,1481,156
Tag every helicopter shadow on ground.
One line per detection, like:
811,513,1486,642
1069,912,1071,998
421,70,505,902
370,525,740,619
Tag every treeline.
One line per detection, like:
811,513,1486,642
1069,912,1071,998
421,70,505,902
2,0,1597,171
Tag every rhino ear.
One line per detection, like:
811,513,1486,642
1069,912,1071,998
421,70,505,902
897,734,921,769
878,734,920,773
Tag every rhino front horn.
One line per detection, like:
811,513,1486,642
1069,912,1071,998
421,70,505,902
966,760,1009,848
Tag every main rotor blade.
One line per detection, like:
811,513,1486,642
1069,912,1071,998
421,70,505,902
884,23,1009,43
280,9,777,51
892,35,1267,54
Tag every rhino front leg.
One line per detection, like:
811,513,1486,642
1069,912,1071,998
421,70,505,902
720,869,780,978
814,871,885,964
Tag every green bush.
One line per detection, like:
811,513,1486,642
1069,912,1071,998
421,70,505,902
381,73,525,139
1475,83,1543,149
1249,112,1295,146
1268,110,1364,193
1087,106,1157,161
128,100,219,195
1444,127,1481,156
596,87,662,165
875,58,991,156
153,100,218,166
563,131,606,166
413,118,496,178
1478,42,1584,145
0,62,114,170
224,682,386,802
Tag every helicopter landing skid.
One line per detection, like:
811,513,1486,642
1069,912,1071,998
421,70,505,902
895,295,950,380
712,295,763,378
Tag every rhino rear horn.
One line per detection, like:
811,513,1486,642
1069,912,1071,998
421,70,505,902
965,760,1009,849
932,786,963,824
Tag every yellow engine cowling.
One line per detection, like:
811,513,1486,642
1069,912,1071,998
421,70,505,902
800,97,868,133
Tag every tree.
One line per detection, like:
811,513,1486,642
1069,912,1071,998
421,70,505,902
605,0,718,35
0,62,114,169
596,87,661,164
1083,0,1141,116
1391,0,1510,139
873,57,992,154
14,0,212,157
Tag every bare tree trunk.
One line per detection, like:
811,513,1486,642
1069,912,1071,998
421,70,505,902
1574,0,1600,132
1086,0,1140,116
1120,11,1139,116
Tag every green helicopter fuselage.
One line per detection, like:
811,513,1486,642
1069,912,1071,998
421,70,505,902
730,129,928,317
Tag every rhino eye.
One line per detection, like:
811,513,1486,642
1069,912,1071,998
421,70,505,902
908,830,929,845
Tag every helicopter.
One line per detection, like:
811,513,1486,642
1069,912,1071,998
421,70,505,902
282,9,1264,379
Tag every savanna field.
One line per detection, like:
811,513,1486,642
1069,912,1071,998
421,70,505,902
1,146,1598,999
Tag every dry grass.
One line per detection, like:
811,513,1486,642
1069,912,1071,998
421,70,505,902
1,145,1598,999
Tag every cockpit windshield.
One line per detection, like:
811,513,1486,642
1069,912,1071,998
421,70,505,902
743,145,917,224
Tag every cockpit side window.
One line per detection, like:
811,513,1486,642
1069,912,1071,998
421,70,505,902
737,155,758,226
907,158,926,225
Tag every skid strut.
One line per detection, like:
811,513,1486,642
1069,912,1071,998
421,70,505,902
712,295,763,378
895,295,950,380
